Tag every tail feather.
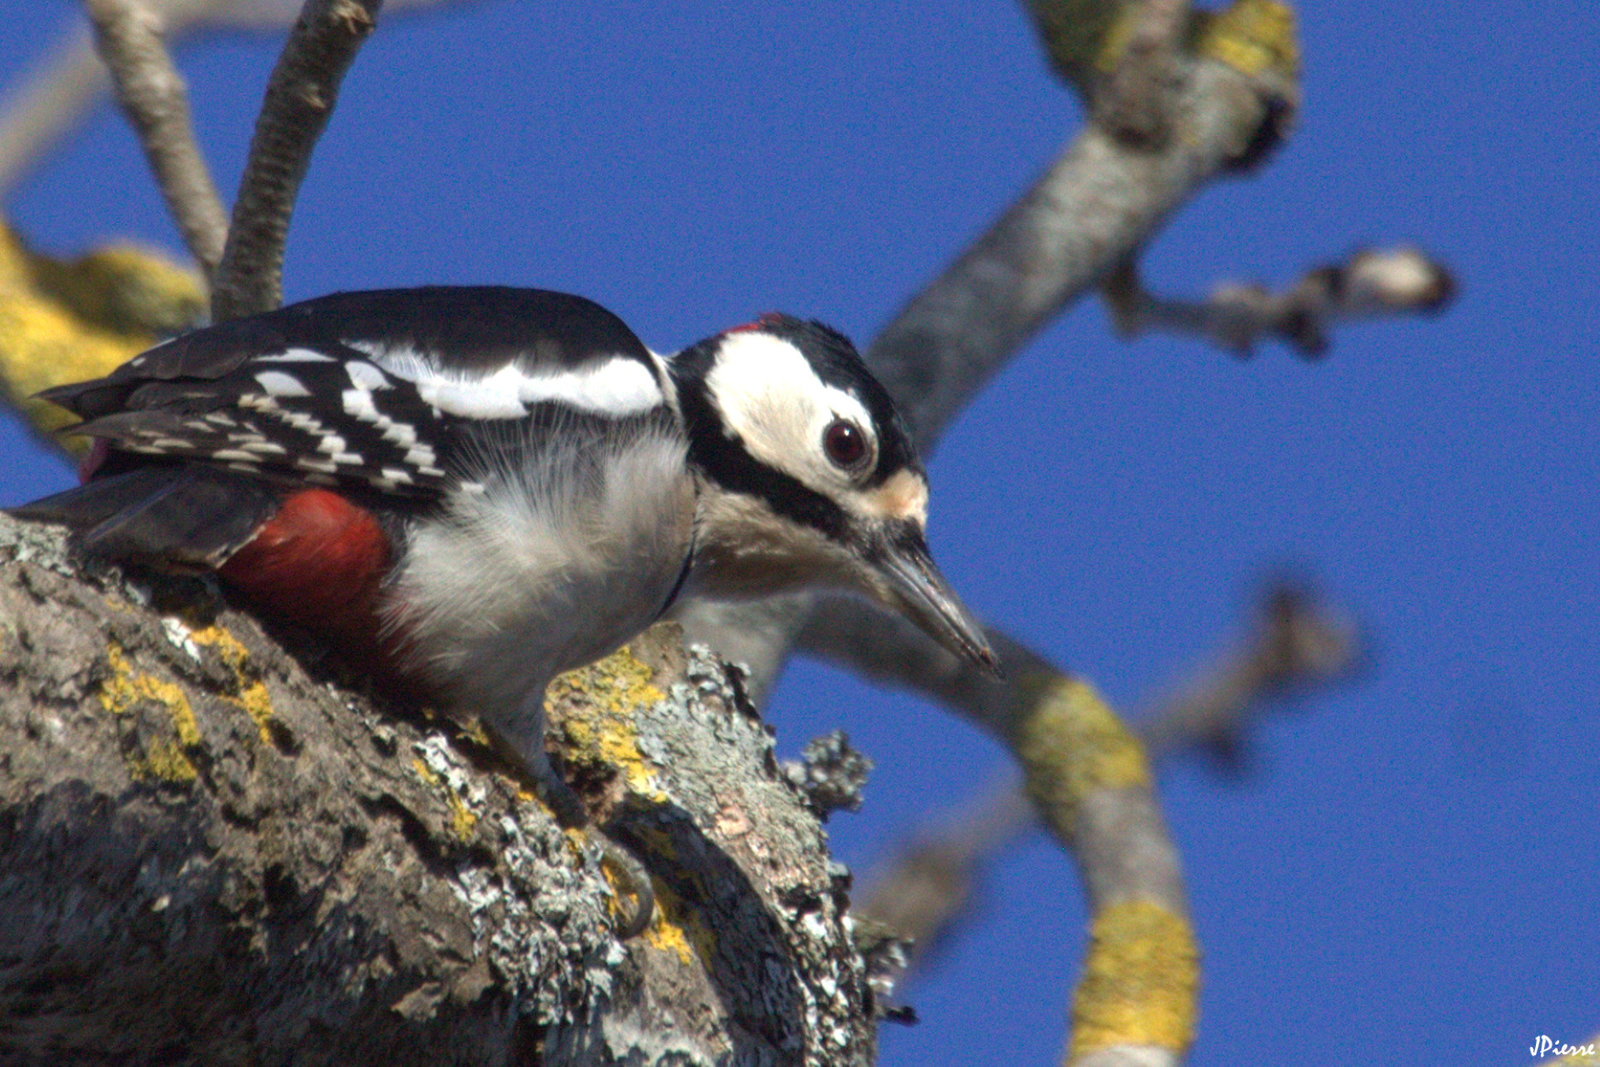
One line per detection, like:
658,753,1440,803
9,466,280,570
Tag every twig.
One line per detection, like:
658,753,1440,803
0,0,476,199
210,0,381,321
83,0,230,281
850,783,1032,968
1137,580,1365,765
0,30,108,194
1104,246,1456,359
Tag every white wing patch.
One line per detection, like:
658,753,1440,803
254,370,313,398
351,342,663,419
256,347,337,363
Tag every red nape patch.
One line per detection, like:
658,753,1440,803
218,490,410,684
724,312,784,335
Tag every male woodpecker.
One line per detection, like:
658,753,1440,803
13,286,997,916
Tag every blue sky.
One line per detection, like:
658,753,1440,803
2,1,1596,1063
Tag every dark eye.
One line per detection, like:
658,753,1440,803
823,419,870,472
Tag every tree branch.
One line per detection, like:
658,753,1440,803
865,50,1293,450
209,0,381,320
0,513,876,1064
833,581,1361,981
82,0,230,282
0,29,108,195
1093,0,1190,149
679,9,1309,1060
0,224,205,456
797,603,1194,1065
1103,246,1456,359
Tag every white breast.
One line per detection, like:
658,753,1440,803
387,422,695,718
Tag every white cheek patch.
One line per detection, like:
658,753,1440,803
354,343,663,419
704,332,876,493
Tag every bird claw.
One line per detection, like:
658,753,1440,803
597,836,656,940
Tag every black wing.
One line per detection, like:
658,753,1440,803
36,287,669,502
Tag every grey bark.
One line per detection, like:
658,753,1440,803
0,513,874,1066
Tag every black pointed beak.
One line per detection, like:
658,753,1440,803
870,522,1001,677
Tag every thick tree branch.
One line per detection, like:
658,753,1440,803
82,0,230,282
1103,247,1455,359
210,0,381,320
0,514,876,1064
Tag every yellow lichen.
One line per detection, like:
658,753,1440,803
1196,0,1299,80
411,757,479,843
1026,0,1299,97
637,877,717,968
445,791,478,839
1015,672,1151,835
411,757,441,787
188,624,275,745
547,645,668,802
98,641,201,783
1070,900,1199,1057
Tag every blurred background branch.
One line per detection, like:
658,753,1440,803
84,0,229,280
845,579,1364,981
1103,247,1455,359
0,0,473,198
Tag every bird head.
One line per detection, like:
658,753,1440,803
672,314,998,676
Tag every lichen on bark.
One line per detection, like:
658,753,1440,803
0,513,875,1066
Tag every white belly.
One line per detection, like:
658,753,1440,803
388,425,694,719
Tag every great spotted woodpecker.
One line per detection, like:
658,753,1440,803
13,286,996,877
